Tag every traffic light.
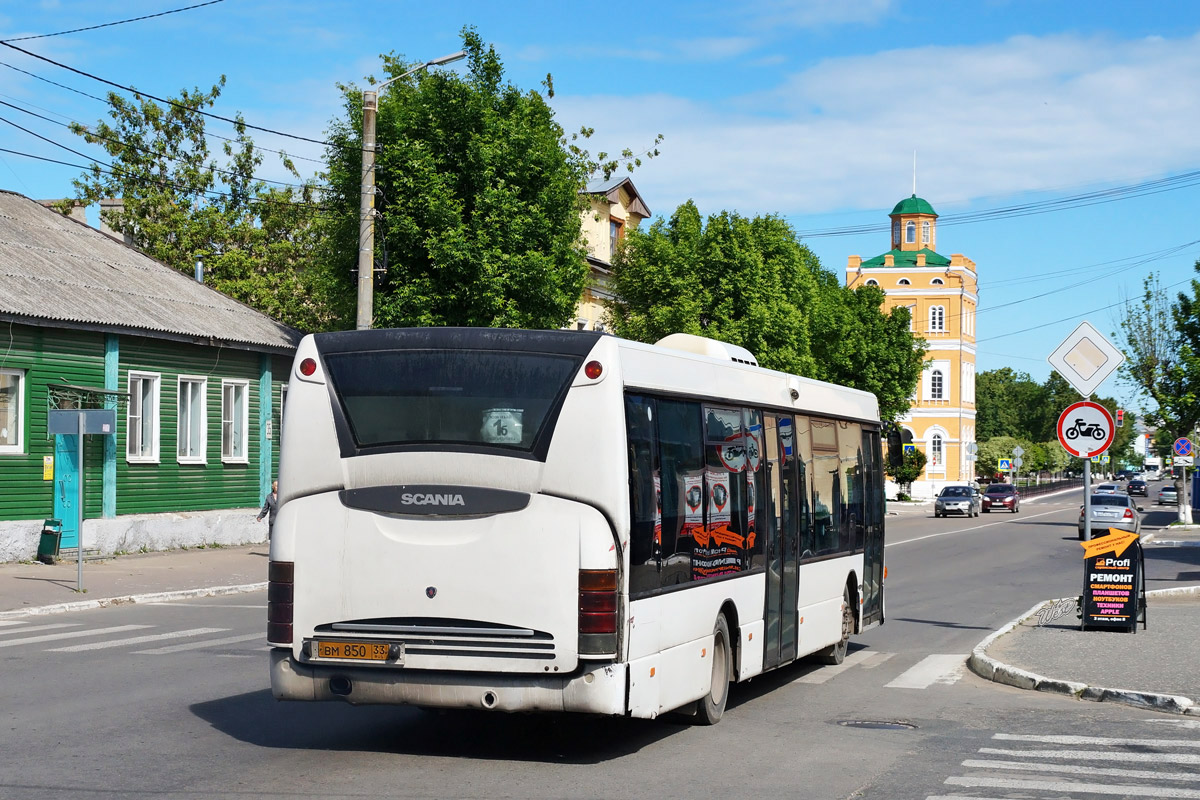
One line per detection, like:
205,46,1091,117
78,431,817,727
1116,409,1124,427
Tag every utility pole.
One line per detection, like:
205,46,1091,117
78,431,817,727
355,50,466,331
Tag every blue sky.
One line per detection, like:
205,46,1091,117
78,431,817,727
1,0,1199,410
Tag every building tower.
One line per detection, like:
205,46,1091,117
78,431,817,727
846,195,978,497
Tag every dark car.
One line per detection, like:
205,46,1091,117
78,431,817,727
981,483,1020,513
1127,479,1148,496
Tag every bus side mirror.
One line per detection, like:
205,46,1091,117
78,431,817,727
886,427,903,469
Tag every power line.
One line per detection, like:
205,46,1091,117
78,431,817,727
0,40,336,149
0,100,314,192
0,60,328,166
0,1,226,43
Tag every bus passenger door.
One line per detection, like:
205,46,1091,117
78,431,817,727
860,429,884,628
763,413,800,669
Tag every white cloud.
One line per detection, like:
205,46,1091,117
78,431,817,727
549,30,1200,219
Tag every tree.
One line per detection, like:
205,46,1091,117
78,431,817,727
1116,267,1200,522
321,27,657,330
606,201,926,421
885,447,927,497
61,79,334,331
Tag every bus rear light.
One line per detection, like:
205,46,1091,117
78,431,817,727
584,360,603,379
268,560,294,644
299,358,317,377
579,568,618,655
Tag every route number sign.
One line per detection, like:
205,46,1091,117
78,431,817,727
1057,401,1115,458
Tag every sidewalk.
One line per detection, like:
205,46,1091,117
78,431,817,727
0,544,268,618
969,527,1200,715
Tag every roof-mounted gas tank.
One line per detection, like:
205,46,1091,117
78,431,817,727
653,333,758,367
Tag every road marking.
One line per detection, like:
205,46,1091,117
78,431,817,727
47,627,227,652
962,758,1200,782
135,632,263,655
994,733,1200,748
945,775,1200,797
148,603,266,608
0,625,150,648
0,620,27,627
0,623,80,637
979,747,1200,764
792,649,874,684
887,508,1064,548
886,654,965,689
859,652,896,669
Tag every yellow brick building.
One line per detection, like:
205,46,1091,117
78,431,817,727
572,177,651,331
846,195,978,497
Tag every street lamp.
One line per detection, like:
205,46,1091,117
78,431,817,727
356,50,467,330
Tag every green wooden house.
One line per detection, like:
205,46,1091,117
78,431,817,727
0,191,299,562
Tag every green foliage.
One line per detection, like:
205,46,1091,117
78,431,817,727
885,447,927,488
321,26,659,330
61,79,334,331
606,201,925,421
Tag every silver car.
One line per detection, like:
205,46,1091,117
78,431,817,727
935,485,982,518
1158,485,1179,505
1078,493,1142,540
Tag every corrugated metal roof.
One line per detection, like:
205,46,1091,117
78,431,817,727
0,191,300,352
581,176,651,219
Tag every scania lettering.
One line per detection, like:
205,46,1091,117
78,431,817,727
269,328,886,724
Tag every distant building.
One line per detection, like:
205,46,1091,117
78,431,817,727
846,195,978,498
572,177,651,332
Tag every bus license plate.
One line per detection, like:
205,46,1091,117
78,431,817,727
316,640,391,661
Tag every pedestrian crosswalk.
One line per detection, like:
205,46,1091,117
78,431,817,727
0,618,264,656
793,650,968,689
929,730,1200,798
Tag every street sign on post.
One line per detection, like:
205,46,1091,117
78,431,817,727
1057,401,1116,459
1176,456,1194,466
998,458,1012,471
1174,438,1193,458
1048,321,1125,398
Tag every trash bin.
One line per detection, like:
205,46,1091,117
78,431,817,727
37,519,62,565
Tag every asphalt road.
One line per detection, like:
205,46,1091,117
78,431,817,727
2,486,1199,799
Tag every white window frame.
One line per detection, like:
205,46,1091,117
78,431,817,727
898,278,911,286
177,376,208,464
0,368,25,455
892,220,900,246
865,278,879,286
126,371,160,464
906,303,916,331
930,369,944,400
929,305,946,332
905,221,916,244
922,220,930,244
929,433,944,468
221,379,250,464
931,277,944,285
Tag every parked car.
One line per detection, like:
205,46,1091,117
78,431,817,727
981,483,1020,513
1158,485,1179,505
1094,483,1121,494
1079,493,1143,540
1127,479,1148,496
935,485,982,518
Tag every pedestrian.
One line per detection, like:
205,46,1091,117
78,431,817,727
256,479,279,539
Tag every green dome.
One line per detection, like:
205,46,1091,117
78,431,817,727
890,194,938,217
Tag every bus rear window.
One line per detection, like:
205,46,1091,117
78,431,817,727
323,349,580,452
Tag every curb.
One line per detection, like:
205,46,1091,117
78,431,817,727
967,586,1200,715
0,582,267,621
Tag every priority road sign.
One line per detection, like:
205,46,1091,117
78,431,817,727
1174,437,1193,457
1047,321,1125,398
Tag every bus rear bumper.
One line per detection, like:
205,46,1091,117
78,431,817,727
270,648,627,715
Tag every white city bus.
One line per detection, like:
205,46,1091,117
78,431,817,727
268,328,885,723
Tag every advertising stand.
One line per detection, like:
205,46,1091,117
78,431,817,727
1081,532,1146,633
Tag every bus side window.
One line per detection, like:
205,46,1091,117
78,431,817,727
838,420,862,553
810,418,839,556
656,399,703,588
698,406,746,580
625,395,659,596
794,415,815,558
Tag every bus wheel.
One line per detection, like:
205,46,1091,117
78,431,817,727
698,615,732,725
818,587,853,665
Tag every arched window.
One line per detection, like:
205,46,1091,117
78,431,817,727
892,220,900,245
905,221,916,244
930,433,943,466
922,220,931,244
931,278,944,286
865,278,879,286
929,305,945,331
930,369,944,400
898,278,911,286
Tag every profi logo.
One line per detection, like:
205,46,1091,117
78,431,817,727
426,586,437,599
400,492,466,507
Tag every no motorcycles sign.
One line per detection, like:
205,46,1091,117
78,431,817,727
1057,400,1115,458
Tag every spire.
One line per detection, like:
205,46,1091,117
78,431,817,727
913,150,917,196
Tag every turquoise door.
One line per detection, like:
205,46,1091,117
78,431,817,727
54,435,80,549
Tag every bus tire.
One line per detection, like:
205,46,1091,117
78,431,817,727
697,615,732,725
817,587,853,665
